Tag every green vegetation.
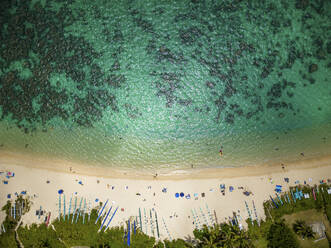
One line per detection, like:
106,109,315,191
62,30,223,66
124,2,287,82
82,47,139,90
1,184,330,247
283,209,331,248
191,223,254,248
292,220,315,239
266,219,299,248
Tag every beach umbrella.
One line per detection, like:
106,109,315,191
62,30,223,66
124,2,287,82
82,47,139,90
162,217,172,241
123,231,127,246
269,195,278,208
63,195,66,221
88,200,92,222
95,199,108,224
99,206,112,231
286,193,291,204
127,220,131,246
193,209,202,229
139,208,142,230
283,193,288,203
150,209,154,237
200,207,208,226
155,211,160,238
290,190,296,203
58,189,64,194
75,197,83,223
205,204,214,225
244,201,253,223
252,200,259,225
276,193,283,205
191,209,199,230
175,193,179,198
180,192,184,197
82,198,86,224
68,196,72,222
58,194,61,220
144,208,148,234
104,206,119,232
312,188,316,200
72,196,77,223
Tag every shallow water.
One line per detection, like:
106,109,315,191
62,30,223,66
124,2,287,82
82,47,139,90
0,0,330,170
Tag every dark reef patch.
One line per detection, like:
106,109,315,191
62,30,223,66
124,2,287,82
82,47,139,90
0,1,123,133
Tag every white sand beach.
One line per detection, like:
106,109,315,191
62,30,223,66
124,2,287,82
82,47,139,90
0,151,331,240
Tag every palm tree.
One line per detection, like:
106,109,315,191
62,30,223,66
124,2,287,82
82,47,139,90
193,224,222,248
292,220,315,239
302,225,315,239
292,220,305,237
193,223,255,248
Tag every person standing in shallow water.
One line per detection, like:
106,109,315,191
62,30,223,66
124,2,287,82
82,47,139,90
219,146,223,157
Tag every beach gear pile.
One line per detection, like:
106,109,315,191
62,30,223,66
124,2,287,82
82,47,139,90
275,185,282,193
1,171,15,184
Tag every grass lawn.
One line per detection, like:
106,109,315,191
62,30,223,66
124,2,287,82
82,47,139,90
283,209,331,248
253,237,268,248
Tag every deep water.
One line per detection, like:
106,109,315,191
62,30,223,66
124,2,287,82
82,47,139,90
0,0,330,170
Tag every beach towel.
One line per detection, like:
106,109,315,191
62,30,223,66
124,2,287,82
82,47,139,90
304,193,309,199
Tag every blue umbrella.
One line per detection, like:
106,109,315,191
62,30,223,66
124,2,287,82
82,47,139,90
58,189,64,194
269,195,278,208
180,192,184,197
127,220,131,246
175,193,179,198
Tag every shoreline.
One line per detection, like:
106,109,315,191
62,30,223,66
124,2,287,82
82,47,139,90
0,150,331,180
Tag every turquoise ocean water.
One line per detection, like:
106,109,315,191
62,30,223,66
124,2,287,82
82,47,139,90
0,0,330,170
